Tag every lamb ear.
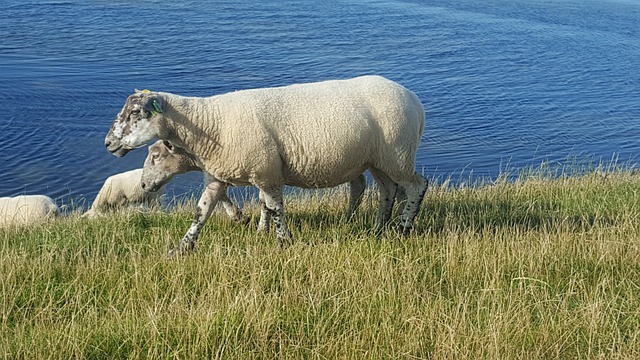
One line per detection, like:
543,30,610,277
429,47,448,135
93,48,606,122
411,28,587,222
163,140,174,152
142,95,164,115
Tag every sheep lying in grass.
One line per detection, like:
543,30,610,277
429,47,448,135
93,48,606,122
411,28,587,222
0,195,59,228
83,168,165,218
105,75,428,256
140,140,366,231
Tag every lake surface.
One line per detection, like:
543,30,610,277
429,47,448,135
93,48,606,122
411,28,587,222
1,0,638,207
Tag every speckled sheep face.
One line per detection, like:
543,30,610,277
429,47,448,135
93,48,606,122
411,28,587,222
141,140,181,193
105,92,163,157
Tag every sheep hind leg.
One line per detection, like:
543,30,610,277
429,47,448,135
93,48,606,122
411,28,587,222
168,181,226,257
369,168,398,230
260,187,292,247
257,190,271,232
346,174,366,219
395,186,407,216
219,192,250,225
398,174,428,235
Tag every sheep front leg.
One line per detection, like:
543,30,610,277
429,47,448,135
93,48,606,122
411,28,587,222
260,187,292,247
203,172,248,225
168,180,226,257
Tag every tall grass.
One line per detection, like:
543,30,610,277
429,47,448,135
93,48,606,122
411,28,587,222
2,168,640,359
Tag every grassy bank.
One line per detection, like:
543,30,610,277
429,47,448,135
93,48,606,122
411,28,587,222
2,170,640,359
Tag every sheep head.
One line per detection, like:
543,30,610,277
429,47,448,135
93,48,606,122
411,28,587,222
141,140,199,193
105,90,165,157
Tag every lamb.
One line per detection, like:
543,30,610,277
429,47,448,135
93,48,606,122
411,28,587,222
140,140,367,231
105,75,428,256
140,140,251,225
83,168,165,218
0,195,60,228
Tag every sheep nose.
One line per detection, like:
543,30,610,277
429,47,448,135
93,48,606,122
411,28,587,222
105,140,111,148
141,182,147,190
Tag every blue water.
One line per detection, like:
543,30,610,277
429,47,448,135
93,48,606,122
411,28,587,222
1,0,639,206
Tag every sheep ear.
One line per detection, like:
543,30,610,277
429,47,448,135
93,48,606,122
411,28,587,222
142,96,164,115
163,140,174,152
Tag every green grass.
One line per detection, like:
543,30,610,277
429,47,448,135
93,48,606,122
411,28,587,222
2,169,640,359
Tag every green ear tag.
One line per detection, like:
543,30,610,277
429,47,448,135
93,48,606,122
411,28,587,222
152,100,163,115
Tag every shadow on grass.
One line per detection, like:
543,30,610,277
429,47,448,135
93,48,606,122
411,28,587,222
415,193,611,236
250,192,610,240
217,195,604,241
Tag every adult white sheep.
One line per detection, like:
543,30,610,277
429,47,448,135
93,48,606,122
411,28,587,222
83,168,165,217
140,140,366,232
0,195,60,228
105,75,428,256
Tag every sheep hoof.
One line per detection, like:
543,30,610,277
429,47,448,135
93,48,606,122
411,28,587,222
167,248,181,258
399,226,412,236
279,237,294,248
167,244,193,258
167,248,187,258
234,215,251,226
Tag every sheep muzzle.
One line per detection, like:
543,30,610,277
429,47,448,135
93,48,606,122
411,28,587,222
141,180,162,193
105,139,131,157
